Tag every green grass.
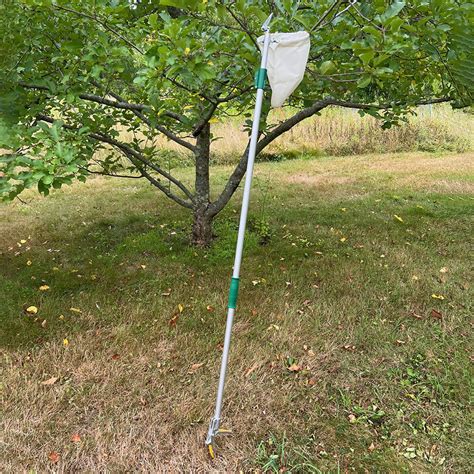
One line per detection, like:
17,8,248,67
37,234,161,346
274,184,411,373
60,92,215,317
1,151,473,472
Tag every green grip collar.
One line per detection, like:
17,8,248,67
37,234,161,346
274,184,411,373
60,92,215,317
254,68,267,89
228,277,240,309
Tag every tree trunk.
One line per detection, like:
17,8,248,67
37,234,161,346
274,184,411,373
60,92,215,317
192,122,213,246
192,209,213,246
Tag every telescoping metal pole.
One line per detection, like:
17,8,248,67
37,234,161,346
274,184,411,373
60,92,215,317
205,14,273,458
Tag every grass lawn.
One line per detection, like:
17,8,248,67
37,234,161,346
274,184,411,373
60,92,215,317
1,151,473,472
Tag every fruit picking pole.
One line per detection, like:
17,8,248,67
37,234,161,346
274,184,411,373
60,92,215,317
205,14,273,456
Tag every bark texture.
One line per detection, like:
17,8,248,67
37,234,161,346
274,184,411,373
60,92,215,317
192,209,213,247
192,123,213,246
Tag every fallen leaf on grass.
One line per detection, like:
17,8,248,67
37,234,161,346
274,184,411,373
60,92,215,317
111,353,120,360
368,442,376,452
188,363,204,374
27,260,32,266
41,376,59,385
430,309,443,320
71,434,81,443
48,451,60,463
169,314,179,327
287,363,302,372
394,214,404,223
245,363,259,377
308,377,317,386
26,306,38,315
41,319,47,328
266,324,280,331
348,414,357,423
70,307,82,313
39,285,50,291
178,304,184,313
439,267,448,273
431,294,445,300
63,338,69,347
206,305,214,312
161,289,171,296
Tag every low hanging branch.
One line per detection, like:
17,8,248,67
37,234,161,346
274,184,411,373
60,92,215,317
35,114,194,209
20,83,196,152
209,94,452,216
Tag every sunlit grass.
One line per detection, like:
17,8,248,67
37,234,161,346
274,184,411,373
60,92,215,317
1,151,473,472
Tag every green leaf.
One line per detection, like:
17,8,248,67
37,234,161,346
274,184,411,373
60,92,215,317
320,60,336,75
381,1,406,23
41,175,54,185
359,51,375,65
357,76,372,88
388,17,404,32
37,180,50,196
149,13,158,29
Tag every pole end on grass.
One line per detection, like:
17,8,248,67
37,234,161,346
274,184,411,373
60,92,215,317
208,444,215,459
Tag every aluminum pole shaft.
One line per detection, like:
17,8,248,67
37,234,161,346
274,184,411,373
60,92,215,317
206,24,272,448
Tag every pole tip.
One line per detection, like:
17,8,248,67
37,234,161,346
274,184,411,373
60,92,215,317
262,13,273,32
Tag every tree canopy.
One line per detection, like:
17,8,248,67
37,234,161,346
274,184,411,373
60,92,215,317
0,0,472,243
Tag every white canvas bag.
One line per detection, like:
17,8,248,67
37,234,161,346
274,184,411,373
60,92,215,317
257,31,310,108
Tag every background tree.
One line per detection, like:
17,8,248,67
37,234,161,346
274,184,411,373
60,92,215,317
1,0,472,245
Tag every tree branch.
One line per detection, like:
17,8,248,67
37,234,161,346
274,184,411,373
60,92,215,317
21,82,187,124
310,0,341,32
208,100,329,216
89,131,195,202
138,166,193,209
54,5,144,55
36,114,195,208
325,97,452,110
256,101,329,152
96,83,187,124
124,107,197,153
192,103,218,137
209,94,452,216
80,167,143,179
225,6,258,50
22,83,197,152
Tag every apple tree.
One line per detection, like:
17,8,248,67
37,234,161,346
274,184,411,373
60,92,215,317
0,0,472,245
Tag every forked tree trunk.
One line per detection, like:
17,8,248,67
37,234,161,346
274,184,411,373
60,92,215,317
192,122,213,246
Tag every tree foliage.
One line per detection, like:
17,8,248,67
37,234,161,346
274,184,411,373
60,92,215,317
0,0,472,242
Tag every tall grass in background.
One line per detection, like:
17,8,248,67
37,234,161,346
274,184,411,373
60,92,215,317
210,105,473,164
112,104,473,168
267,105,472,157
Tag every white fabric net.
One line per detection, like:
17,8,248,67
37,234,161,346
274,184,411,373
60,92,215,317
258,31,311,108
